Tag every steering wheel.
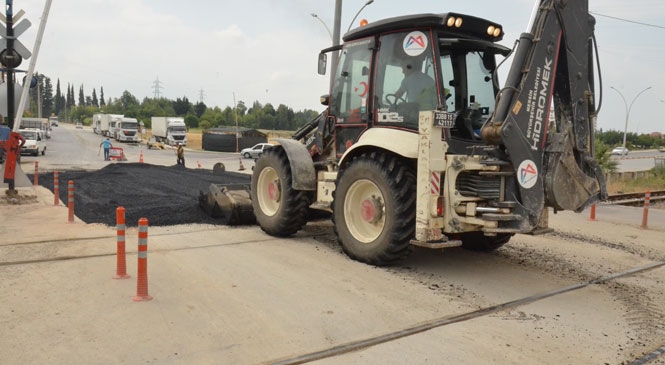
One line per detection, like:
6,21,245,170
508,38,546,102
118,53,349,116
385,93,406,107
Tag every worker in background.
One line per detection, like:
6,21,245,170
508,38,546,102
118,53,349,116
176,143,185,166
100,138,112,161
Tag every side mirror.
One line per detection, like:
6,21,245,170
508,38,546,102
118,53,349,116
318,53,327,75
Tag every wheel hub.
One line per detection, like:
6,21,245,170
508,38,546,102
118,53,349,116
268,180,281,202
360,197,383,223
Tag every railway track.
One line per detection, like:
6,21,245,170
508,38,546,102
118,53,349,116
266,261,665,365
604,190,665,207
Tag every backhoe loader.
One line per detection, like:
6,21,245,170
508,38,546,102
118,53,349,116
201,0,606,266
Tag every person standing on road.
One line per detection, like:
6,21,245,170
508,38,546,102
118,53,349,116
100,138,112,161
176,143,185,166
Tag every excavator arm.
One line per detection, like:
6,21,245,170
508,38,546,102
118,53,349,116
482,0,606,227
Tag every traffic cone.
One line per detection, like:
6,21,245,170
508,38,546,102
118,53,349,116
139,150,144,163
238,157,245,171
197,161,202,169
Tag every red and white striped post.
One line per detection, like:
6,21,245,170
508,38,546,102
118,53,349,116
641,190,650,229
113,207,130,279
133,218,152,301
67,180,75,223
33,161,38,186
53,171,60,206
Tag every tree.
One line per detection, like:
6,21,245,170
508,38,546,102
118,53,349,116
172,96,192,116
78,85,85,106
184,114,199,129
119,90,139,110
91,88,99,108
194,101,207,118
100,87,106,107
54,79,65,115
41,76,54,118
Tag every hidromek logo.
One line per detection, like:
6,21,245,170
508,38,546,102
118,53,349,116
531,57,552,150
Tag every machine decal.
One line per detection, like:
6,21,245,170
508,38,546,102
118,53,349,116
403,31,427,56
376,108,404,123
524,56,553,151
518,160,538,189
355,81,368,97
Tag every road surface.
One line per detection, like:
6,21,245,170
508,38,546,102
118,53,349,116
0,123,664,364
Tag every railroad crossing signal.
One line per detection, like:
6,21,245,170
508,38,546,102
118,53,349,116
0,16,32,68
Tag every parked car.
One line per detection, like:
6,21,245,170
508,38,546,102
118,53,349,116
611,146,629,156
19,129,46,156
76,122,83,129
240,143,274,159
659,146,665,153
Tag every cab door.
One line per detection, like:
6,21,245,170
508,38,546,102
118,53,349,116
328,38,374,157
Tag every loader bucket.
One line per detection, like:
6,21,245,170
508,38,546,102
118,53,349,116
198,183,256,225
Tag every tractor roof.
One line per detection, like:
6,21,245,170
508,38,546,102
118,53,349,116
343,12,504,43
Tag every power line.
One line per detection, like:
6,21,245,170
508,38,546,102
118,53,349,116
591,11,665,30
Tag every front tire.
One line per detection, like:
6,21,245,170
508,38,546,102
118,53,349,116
251,148,310,237
332,151,416,266
243,152,251,158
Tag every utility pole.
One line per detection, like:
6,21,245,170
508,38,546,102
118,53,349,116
331,0,342,85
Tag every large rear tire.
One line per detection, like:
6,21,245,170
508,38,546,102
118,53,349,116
332,151,415,266
251,148,310,237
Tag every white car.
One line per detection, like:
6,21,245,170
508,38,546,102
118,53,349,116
76,122,83,129
19,129,46,156
240,143,274,159
611,146,629,156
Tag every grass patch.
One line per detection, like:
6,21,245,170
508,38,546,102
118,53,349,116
606,168,665,194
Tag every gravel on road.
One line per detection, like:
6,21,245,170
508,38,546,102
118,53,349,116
38,163,251,227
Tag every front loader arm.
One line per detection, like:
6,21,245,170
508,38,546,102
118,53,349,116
481,0,605,227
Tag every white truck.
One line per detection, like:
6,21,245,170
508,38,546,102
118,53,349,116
94,114,123,137
115,117,140,142
151,117,187,146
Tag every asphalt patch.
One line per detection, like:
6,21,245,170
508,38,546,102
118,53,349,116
38,163,250,227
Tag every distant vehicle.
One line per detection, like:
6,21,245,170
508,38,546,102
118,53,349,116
611,147,629,156
49,116,58,126
115,118,139,142
19,129,46,156
240,143,273,159
76,122,83,129
93,113,123,136
659,146,665,153
151,117,187,146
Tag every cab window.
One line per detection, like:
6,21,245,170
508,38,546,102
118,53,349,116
373,31,439,129
329,39,372,124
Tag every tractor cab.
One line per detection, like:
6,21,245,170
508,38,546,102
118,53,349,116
320,13,511,156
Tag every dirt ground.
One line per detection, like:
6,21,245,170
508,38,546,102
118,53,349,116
37,163,250,227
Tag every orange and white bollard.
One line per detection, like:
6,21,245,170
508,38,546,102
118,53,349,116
67,180,75,223
589,204,597,221
53,171,60,206
139,150,144,163
238,157,245,171
133,218,152,301
641,190,650,229
197,161,202,169
33,161,39,186
114,207,130,279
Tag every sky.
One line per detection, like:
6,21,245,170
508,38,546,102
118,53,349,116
13,0,665,134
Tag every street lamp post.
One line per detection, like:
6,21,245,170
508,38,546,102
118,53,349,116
347,0,374,32
610,86,651,156
311,0,374,84
310,13,332,40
